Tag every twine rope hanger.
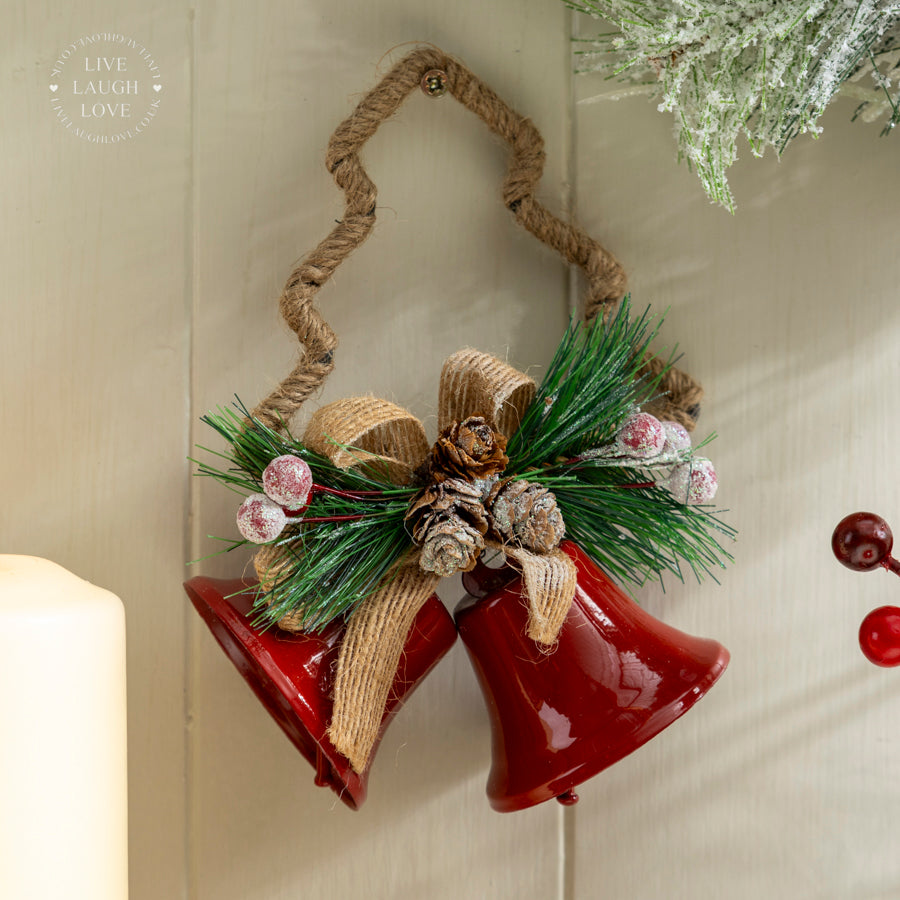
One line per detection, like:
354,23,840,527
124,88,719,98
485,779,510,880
248,46,702,434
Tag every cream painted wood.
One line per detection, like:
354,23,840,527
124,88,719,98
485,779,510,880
189,4,571,900
572,13,900,898
2,5,190,899
8,2,900,897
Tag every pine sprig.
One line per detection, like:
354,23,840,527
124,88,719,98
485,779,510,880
255,505,412,631
530,464,734,588
506,299,671,472
193,300,734,631
505,299,733,587
192,400,417,631
195,400,410,497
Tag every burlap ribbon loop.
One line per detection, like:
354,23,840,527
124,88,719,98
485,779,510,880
436,352,578,643
438,349,536,438
305,397,429,485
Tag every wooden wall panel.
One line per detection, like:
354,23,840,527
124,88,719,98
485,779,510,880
571,13,900,899
2,5,191,899
9,3,899,897
189,4,572,899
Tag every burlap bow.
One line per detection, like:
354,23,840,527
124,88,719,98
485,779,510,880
257,349,577,773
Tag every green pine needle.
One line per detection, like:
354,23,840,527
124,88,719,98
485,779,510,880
193,400,417,631
506,298,734,588
196,399,410,496
253,506,412,631
531,465,735,588
506,298,672,472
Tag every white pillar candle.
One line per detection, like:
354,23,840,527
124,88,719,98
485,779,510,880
0,556,128,899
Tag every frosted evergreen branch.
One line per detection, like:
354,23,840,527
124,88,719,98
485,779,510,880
569,0,900,209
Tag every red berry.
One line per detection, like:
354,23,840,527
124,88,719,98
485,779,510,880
858,606,900,667
262,455,313,511
832,512,893,572
236,493,287,543
664,457,717,505
614,412,666,459
660,421,691,456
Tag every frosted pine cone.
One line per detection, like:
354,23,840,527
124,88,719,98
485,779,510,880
407,478,489,577
428,416,508,483
406,477,488,544
488,479,565,554
418,512,487,577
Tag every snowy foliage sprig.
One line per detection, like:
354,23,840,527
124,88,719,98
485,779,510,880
569,1,900,211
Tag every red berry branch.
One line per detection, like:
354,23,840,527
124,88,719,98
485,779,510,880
237,455,392,543
832,512,900,667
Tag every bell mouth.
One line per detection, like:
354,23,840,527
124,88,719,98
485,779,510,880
185,574,458,811
455,540,730,813
184,576,367,810
523,633,729,814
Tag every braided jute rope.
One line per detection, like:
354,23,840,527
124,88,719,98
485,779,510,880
247,45,698,432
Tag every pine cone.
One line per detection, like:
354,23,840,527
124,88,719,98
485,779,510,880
428,416,508,483
418,512,486,577
406,478,489,577
488,479,565,554
406,477,488,543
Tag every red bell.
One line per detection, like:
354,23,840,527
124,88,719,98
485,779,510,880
456,541,729,812
185,576,456,810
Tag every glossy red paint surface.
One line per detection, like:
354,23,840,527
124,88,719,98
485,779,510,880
184,576,456,810
455,541,730,813
858,605,900,667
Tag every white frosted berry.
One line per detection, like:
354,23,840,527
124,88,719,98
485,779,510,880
262,455,313,510
614,412,666,459
664,457,718,505
236,493,287,543
661,421,692,456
